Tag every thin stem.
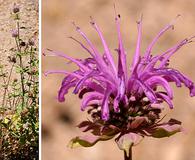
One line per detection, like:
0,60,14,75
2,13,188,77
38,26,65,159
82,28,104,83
0,66,7,108
2,63,14,108
15,21,25,109
0,65,7,84
124,147,132,160
19,50,25,109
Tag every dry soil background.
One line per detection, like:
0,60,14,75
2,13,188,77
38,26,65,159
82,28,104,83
42,0,195,160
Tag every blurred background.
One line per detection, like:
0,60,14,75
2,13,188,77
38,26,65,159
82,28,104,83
42,0,195,160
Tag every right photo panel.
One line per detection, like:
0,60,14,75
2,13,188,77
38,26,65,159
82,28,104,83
42,1,195,160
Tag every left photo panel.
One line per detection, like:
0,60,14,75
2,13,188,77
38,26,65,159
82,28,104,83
0,1,39,159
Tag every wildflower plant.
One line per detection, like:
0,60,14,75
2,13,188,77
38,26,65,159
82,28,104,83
45,11,195,160
0,3,38,159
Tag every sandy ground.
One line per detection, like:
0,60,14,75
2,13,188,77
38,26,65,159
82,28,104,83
0,0,38,105
42,0,195,160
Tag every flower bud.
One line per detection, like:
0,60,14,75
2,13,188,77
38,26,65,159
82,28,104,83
148,111,158,120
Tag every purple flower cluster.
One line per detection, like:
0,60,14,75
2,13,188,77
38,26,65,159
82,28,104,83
45,14,195,151
45,15,195,119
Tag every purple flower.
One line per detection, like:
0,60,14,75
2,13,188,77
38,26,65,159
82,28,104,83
45,15,195,120
45,14,195,152
11,29,19,38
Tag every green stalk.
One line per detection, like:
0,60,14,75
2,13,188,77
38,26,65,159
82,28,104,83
15,21,25,109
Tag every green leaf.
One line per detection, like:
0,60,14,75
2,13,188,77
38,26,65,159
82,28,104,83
3,117,10,124
151,124,182,138
68,134,114,148
20,136,26,145
77,121,101,135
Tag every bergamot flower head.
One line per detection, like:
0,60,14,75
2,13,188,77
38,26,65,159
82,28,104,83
44,12,195,159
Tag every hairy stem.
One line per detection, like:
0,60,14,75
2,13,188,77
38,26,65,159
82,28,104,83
124,147,132,160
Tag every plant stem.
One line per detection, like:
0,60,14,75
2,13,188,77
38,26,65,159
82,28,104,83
19,54,25,108
15,21,25,109
2,63,14,108
26,46,33,107
124,147,132,160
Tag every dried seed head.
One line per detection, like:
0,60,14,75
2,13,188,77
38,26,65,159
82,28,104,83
8,56,16,63
12,57,16,63
20,41,26,47
13,3,20,13
28,38,35,46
